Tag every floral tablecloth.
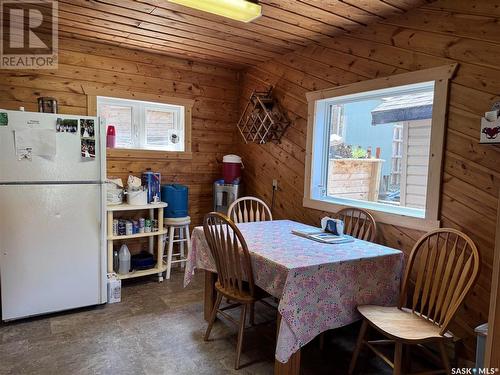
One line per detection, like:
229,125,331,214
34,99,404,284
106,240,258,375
184,220,404,363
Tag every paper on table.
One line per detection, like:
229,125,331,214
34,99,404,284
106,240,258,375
14,129,56,158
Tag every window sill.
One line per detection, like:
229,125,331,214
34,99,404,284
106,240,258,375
106,148,193,160
303,197,440,232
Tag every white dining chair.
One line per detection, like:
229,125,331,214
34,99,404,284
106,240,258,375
227,196,273,223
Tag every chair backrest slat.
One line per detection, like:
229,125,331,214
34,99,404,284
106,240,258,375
441,254,474,329
420,236,439,316
203,212,255,297
255,204,261,221
426,233,449,319
225,224,236,290
412,238,429,312
432,236,459,322
249,201,255,222
399,228,480,335
335,207,377,242
357,217,367,240
228,196,273,224
438,244,466,323
232,231,243,293
353,210,362,237
237,204,243,223
243,201,249,222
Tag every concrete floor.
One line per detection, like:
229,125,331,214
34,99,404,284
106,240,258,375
0,269,395,375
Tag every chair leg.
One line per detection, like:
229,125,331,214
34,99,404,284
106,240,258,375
179,226,185,269
393,342,403,375
249,303,255,326
166,225,175,280
349,319,369,375
204,292,222,341
403,345,411,373
235,303,248,370
184,224,191,267
438,341,451,374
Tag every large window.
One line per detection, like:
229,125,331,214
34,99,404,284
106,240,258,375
98,97,185,152
305,65,457,230
323,82,434,217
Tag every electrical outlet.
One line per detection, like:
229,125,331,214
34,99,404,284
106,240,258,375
272,179,278,190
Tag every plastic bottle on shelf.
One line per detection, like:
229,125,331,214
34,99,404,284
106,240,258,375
118,244,131,275
113,249,119,273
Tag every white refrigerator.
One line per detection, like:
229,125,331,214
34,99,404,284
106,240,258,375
0,109,107,321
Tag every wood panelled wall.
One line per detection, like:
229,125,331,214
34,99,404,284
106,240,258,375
238,0,499,360
1,0,497,361
0,37,239,226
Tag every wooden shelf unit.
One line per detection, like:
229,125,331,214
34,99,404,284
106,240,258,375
107,229,168,241
106,202,167,282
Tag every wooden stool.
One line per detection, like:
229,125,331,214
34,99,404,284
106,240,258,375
163,216,190,280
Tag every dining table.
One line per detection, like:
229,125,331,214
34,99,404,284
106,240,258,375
184,219,405,374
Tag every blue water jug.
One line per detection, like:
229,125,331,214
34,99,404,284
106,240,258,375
161,184,188,218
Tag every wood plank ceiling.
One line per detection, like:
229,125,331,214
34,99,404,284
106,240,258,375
48,0,430,68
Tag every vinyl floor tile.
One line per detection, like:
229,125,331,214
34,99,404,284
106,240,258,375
0,269,398,374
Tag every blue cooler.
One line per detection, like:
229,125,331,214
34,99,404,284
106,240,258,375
161,184,188,218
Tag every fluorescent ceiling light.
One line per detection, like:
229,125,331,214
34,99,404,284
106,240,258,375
168,0,262,23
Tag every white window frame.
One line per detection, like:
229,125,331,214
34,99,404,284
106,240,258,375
141,102,183,151
87,90,194,160
97,97,184,151
304,64,458,231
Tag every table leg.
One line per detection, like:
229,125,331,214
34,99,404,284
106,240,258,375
204,271,217,322
274,353,301,375
275,312,301,375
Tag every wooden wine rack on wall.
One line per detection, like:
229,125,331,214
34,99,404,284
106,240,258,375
236,88,290,144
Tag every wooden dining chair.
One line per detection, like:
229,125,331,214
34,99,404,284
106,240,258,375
227,196,273,224
335,207,377,242
319,207,376,351
349,228,480,375
203,212,270,370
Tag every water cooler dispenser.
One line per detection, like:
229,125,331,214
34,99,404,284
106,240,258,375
213,180,240,214
213,155,243,214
